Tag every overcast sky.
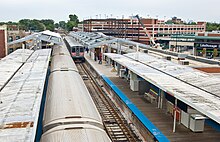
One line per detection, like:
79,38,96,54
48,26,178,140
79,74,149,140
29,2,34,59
1,0,219,23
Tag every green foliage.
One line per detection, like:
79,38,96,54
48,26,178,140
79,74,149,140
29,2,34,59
19,19,31,31
186,22,197,25
165,20,173,24
40,19,55,31
30,19,46,31
1,13,80,32
66,21,76,31
0,22,6,25
54,23,59,28
69,14,79,23
19,19,45,31
206,22,220,31
58,21,66,29
66,14,79,31
7,21,18,25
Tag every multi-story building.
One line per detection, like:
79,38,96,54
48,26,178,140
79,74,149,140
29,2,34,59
80,17,206,46
0,25,7,58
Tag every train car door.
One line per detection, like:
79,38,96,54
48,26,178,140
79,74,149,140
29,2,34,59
76,46,80,56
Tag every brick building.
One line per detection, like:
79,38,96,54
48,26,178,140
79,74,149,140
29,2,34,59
79,17,206,45
0,25,7,58
7,25,29,53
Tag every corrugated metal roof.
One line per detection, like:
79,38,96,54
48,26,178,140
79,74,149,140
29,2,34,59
0,49,51,142
40,30,61,38
104,53,220,124
124,52,220,97
0,49,33,90
8,30,62,46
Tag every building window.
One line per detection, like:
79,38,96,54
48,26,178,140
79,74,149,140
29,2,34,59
8,36,13,42
16,36,20,40
8,48,14,54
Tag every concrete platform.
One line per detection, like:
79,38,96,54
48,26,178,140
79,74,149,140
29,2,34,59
85,53,220,142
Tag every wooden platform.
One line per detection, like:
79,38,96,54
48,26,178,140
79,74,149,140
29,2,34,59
109,77,220,142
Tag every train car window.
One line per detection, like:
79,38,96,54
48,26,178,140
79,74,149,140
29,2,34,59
76,47,79,52
80,47,84,52
72,47,75,52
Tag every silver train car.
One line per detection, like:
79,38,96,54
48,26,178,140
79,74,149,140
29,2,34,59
64,36,85,61
52,44,70,57
51,46,78,73
41,44,111,142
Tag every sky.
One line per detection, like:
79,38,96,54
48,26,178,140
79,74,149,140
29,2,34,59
1,0,220,23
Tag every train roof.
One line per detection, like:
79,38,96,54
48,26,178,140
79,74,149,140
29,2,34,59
65,36,83,47
41,124,111,142
43,71,102,126
52,45,70,56
51,54,78,72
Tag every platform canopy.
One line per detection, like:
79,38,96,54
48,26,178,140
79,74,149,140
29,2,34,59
69,32,151,50
104,53,220,125
0,49,51,142
124,52,220,97
8,30,62,46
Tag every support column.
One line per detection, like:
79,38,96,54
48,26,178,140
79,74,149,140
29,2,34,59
22,43,25,63
160,90,163,109
157,95,160,109
117,64,121,75
108,44,111,53
173,98,177,133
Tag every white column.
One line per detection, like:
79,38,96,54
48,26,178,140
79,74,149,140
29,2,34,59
157,95,160,109
22,43,25,63
160,90,163,109
173,98,177,133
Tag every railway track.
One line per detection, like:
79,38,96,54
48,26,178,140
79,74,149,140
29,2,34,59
76,63,142,142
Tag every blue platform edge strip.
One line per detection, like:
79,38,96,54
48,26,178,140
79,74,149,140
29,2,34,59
101,75,170,142
205,119,220,132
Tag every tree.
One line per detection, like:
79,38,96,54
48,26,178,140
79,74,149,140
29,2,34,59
1,14,81,32
206,22,220,31
41,19,55,31
66,21,76,31
54,23,59,29
30,19,45,32
66,14,79,31
69,14,79,23
19,19,31,31
7,21,18,25
59,21,66,29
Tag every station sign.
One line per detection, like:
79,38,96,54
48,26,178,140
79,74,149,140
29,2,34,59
200,43,219,48
195,43,220,49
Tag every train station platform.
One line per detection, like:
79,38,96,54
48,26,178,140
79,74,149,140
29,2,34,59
84,53,220,142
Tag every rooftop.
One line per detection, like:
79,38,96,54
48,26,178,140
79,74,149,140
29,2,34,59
104,53,220,125
0,49,51,141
